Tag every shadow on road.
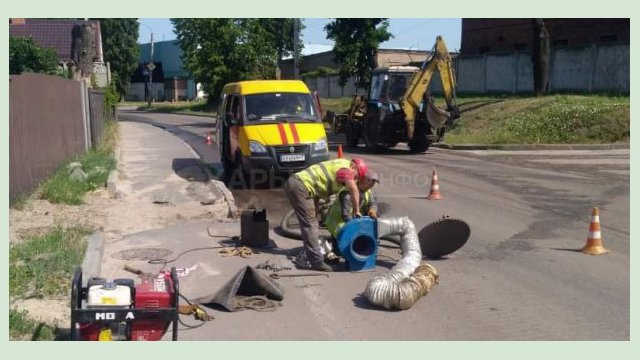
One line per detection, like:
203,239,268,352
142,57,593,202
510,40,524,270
172,158,210,182
351,294,397,312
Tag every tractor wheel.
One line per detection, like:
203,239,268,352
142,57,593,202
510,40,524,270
363,114,385,152
345,120,361,147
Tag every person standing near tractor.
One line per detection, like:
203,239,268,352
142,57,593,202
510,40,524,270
284,158,370,271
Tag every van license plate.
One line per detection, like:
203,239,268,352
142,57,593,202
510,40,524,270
280,154,305,162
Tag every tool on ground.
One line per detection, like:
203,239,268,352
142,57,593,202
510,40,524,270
256,260,292,272
70,267,179,341
427,169,443,200
269,272,330,279
581,207,609,255
123,264,153,277
240,208,270,247
178,303,215,321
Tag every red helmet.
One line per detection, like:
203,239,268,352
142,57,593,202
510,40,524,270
351,158,368,179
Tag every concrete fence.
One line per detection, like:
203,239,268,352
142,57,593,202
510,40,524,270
456,42,629,94
303,43,629,98
9,73,113,200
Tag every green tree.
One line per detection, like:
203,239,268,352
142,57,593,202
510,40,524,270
172,18,302,103
97,18,139,99
257,19,304,77
325,18,392,89
9,37,60,75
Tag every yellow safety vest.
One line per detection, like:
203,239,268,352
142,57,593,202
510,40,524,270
325,188,372,239
294,158,351,199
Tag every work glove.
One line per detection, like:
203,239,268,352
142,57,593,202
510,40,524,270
367,210,378,219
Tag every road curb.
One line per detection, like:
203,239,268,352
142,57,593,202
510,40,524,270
81,232,104,285
432,143,630,151
107,170,119,198
200,163,239,219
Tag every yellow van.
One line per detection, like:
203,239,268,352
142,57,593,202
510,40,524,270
217,80,329,175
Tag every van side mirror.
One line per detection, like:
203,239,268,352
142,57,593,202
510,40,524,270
226,112,239,126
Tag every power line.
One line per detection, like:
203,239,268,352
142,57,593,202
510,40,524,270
392,19,437,36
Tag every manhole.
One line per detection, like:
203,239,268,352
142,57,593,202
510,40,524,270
111,247,173,261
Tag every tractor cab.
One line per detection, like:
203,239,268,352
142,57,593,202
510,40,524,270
368,66,419,104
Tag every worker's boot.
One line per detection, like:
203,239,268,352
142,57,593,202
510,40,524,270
311,260,333,272
324,252,341,265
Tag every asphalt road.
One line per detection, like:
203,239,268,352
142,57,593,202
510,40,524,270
118,109,629,340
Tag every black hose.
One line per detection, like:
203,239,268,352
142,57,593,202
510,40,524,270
278,209,303,240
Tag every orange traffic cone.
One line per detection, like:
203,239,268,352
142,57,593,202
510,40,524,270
581,207,609,255
337,144,344,159
427,169,443,200
204,132,213,145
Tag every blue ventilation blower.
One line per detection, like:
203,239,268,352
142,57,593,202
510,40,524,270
336,217,378,271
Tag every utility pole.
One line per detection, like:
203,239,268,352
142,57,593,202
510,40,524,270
293,18,300,80
140,22,155,106
148,32,154,106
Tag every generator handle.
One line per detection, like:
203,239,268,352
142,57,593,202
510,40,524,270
170,267,179,341
70,267,83,340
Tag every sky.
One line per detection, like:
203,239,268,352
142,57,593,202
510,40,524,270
137,18,462,54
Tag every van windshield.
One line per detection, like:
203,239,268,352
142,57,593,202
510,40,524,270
244,93,319,122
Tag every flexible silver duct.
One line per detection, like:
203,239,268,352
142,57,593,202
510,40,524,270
365,217,439,310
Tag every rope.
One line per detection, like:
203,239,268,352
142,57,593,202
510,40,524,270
147,246,227,269
232,295,282,312
219,246,253,258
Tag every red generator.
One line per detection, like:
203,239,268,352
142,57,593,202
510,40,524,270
70,267,179,341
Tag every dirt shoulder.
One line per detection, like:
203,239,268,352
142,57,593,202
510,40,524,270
9,122,232,333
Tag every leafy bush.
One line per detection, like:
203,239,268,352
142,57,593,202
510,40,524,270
10,37,61,76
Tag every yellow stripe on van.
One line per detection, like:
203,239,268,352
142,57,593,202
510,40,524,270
239,123,327,156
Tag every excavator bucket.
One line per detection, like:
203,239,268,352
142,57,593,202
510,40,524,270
425,95,452,130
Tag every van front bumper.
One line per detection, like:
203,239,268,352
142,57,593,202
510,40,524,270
242,145,330,175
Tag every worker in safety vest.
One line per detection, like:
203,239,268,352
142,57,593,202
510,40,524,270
284,157,369,271
325,170,379,241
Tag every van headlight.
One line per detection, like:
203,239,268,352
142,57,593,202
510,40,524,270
313,139,327,152
249,141,267,154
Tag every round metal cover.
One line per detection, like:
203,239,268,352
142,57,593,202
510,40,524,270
418,218,470,258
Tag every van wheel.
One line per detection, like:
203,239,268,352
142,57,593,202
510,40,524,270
222,155,234,176
234,152,249,188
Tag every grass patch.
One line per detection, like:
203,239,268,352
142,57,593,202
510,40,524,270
320,97,356,116
39,149,116,205
445,94,629,144
10,224,91,299
36,119,118,205
9,308,58,341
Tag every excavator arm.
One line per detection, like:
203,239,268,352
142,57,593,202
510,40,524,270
400,36,459,140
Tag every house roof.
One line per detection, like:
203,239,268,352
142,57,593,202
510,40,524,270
9,19,102,62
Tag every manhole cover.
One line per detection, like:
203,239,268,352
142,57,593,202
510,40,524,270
111,247,173,261
418,218,470,258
